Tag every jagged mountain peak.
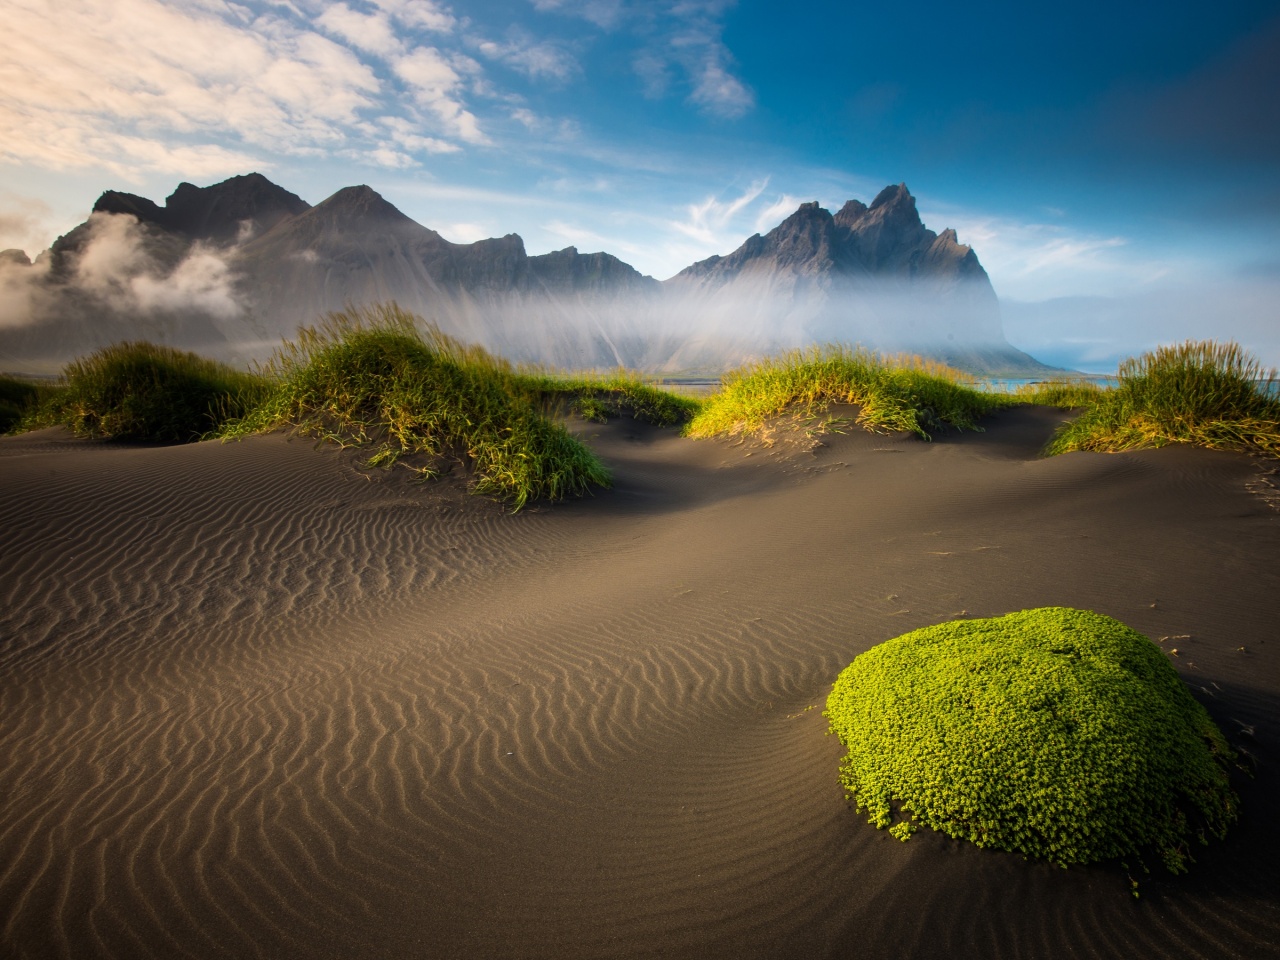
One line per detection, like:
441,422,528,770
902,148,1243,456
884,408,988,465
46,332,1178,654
91,173,309,244
92,189,166,224
6,174,1053,378
673,183,965,285
313,184,409,222
869,182,914,211
833,199,869,227
163,173,309,242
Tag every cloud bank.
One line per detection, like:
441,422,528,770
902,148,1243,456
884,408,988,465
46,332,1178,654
1003,276,1280,373
0,212,242,333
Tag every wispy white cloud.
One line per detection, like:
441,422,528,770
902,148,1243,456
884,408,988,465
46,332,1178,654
661,2,754,118
0,0,380,176
393,46,488,143
374,0,456,33
363,146,416,168
474,30,579,81
537,174,614,194
753,194,804,233
377,115,462,154
670,178,768,243
510,107,541,129
925,204,1168,300
0,193,55,257
317,2,404,58
542,219,614,250
530,0,626,30
439,222,493,243
532,0,754,117
0,0,496,179
687,58,753,118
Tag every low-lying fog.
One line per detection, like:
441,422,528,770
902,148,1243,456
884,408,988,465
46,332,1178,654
3,211,1274,377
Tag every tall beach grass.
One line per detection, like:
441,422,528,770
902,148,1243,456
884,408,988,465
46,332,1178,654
23,342,271,443
685,345,1012,441
1,375,44,434
219,304,612,510
1044,340,1280,456
1013,378,1108,409
517,368,702,427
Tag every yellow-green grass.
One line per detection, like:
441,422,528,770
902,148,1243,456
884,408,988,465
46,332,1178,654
685,345,1012,441
826,608,1238,875
1014,378,1109,409
516,368,702,427
1044,341,1280,456
22,342,271,443
219,304,611,510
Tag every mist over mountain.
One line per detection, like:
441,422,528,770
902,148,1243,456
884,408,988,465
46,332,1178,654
664,184,1030,372
0,174,1051,375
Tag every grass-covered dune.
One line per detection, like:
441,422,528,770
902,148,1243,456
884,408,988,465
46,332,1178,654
4,306,699,509
20,342,272,443
1040,341,1280,457
825,607,1239,874
685,344,1012,442
220,306,619,510
12,323,1279,511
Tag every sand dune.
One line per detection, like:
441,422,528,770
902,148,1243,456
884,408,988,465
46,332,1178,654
2,407,1278,959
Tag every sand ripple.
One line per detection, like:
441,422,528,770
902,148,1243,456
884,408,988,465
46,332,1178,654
2,416,1278,959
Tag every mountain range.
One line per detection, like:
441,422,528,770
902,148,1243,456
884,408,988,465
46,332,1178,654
0,173,1052,375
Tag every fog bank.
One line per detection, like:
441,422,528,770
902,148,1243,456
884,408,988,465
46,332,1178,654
1002,275,1280,374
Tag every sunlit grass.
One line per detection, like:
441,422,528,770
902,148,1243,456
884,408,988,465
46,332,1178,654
685,344,1012,441
21,342,271,442
218,304,612,510
1013,378,1108,409
517,368,702,427
1043,341,1280,456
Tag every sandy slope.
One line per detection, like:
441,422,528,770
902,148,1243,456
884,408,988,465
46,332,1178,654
1,408,1278,960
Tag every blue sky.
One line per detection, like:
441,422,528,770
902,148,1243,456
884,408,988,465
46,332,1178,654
2,0,1277,369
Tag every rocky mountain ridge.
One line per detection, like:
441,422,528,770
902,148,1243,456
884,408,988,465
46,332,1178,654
1,174,1051,375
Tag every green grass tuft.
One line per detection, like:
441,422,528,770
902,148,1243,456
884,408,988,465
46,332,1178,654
219,304,611,510
825,607,1238,873
23,342,270,443
685,345,1011,441
0,375,44,434
516,369,702,427
1044,341,1280,456
1014,378,1108,409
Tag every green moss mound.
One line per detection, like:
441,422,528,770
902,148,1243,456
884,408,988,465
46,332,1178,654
685,344,1010,442
31,342,270,443
825,607,1238,872
220,305,611,510
1045,340,1280,457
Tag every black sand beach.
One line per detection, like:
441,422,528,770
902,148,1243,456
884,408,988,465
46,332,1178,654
2,406,1279,959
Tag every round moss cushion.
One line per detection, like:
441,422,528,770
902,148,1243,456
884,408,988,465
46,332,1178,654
824,607,1238,871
